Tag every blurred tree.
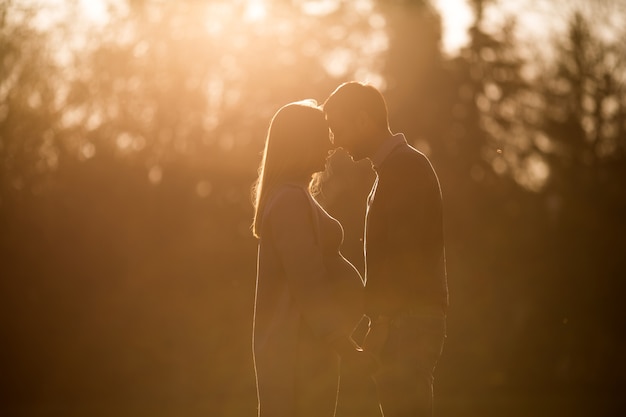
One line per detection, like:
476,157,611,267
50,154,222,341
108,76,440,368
421,0,551,394
449,0,547,189
440,0,626,399
526,9,626,390
0,1,61,198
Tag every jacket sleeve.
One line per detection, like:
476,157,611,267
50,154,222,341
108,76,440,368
266,187,344,343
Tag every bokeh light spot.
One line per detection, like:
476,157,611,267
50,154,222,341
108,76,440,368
148,165,163,185
196,181,213,198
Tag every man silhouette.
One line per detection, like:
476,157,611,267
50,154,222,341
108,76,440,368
324,82,449,417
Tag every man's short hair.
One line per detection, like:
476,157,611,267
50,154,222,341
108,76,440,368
323,81,389,129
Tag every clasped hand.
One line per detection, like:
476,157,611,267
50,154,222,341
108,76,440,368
342,346,379,376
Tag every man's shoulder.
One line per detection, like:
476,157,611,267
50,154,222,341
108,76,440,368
383,142,432,173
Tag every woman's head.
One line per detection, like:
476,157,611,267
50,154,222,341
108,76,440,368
252,100,331,237
264,100,330,179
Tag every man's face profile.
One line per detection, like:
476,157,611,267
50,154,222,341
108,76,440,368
327,112,368,161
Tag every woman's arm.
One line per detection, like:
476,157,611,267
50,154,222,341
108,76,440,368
267,186,339,341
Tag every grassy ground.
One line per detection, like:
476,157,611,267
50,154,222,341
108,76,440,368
3,392,624,417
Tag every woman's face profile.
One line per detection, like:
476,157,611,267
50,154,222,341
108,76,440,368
307,117,333,174
271,104,331,178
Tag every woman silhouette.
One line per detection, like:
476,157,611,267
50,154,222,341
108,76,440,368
251,100,370,417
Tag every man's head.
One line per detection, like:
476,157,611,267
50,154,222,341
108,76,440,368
323,81,391,161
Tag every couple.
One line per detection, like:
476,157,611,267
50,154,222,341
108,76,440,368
251,82,449,417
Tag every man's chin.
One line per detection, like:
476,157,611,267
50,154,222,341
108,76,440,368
347,152,367,162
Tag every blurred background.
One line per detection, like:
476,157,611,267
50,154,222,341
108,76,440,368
1,0,625,416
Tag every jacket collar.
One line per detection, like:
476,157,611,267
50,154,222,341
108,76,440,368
371,133,407,171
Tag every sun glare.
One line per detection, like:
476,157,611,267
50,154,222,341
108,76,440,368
300,0,340,16
432,0,474,55
244,0,267,22
78,0,110,25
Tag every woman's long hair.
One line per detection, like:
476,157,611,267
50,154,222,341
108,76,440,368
251,100,328,238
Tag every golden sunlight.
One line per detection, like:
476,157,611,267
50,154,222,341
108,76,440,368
432,0,473,55
78,0,110,25
244,0,267,22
